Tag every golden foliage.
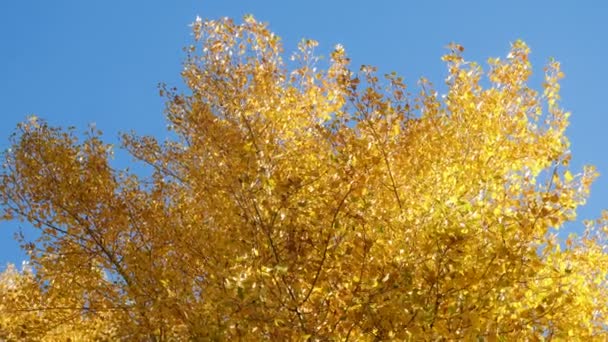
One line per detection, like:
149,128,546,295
1,16,608,340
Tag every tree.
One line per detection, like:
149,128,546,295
1,15,608,340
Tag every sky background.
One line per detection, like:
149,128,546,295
1,1,607,266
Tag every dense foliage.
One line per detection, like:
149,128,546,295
1,16,608,340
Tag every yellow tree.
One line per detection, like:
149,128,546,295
1,15,608,340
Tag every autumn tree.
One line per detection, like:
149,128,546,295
1,15,608,340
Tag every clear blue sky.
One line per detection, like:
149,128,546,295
1,1,607,266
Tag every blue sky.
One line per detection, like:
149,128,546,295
1,1,607,266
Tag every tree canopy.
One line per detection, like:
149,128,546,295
1,16,608,341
